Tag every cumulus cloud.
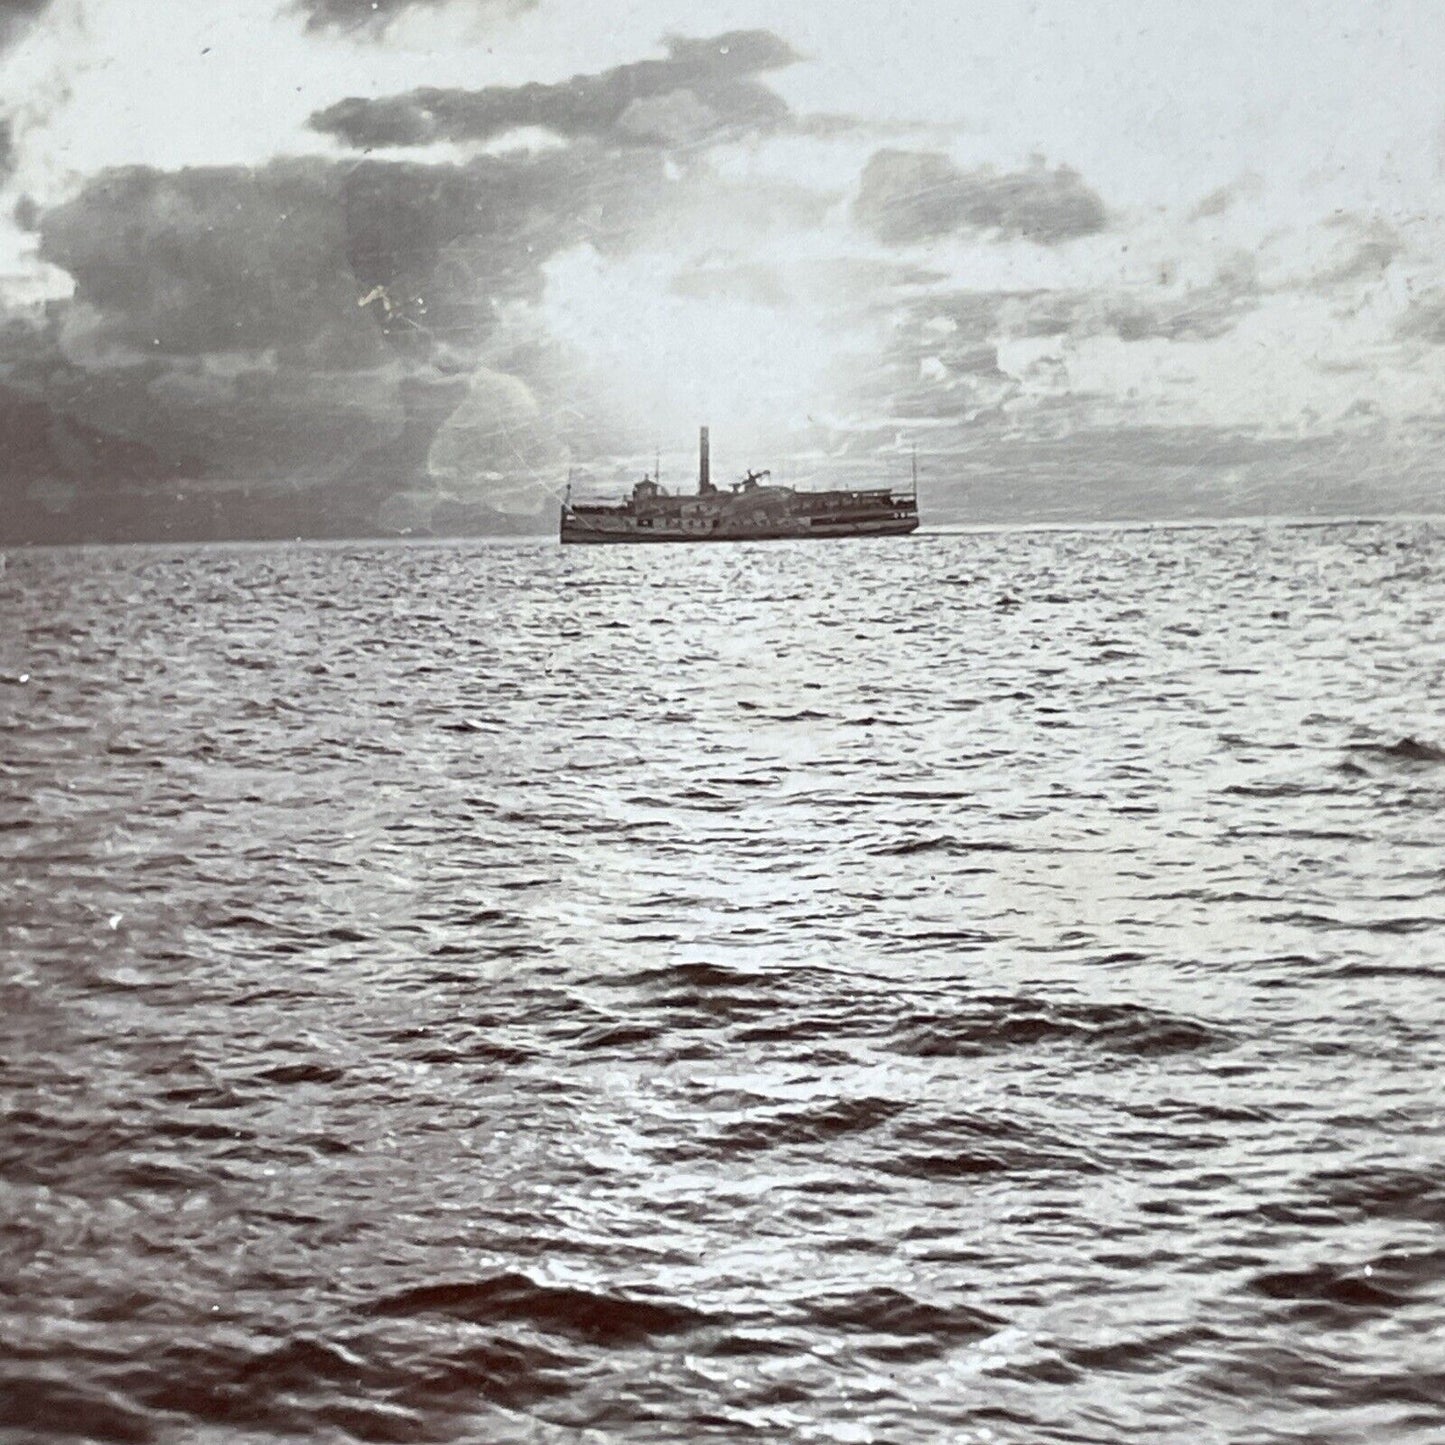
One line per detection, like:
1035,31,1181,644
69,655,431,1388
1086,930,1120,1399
898,261,1258,360
854,149,1107,246
309,30,797,150
1100,279,1257,343
1308,215,1402,291
39,160,384,363
0,0,50,50
867,245,1272,441
1395,290,1445,344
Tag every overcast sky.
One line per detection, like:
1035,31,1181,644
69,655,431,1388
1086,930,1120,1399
2,0,1444,540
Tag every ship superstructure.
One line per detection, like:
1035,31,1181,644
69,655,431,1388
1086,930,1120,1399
559,428,919,545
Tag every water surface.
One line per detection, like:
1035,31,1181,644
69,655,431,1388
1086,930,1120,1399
2,520,1443,1442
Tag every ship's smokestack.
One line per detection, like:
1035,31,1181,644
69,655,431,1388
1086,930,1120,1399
699,425,713,494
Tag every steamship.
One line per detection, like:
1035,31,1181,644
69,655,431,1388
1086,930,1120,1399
559,428,919,544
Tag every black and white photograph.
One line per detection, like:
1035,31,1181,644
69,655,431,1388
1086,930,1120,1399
1,1,1443,1440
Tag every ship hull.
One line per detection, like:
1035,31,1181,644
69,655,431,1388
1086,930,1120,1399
560,514,919,544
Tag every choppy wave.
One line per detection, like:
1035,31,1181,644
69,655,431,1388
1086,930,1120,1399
1,519,1443,1443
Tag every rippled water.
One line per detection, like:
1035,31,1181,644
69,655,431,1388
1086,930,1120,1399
2,520,1444,1444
